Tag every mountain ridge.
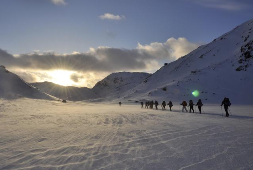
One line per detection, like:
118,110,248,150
1,19,253,104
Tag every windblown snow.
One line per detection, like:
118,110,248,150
0,99,252,170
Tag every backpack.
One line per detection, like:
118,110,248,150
197,101,203,106
225,98,231,106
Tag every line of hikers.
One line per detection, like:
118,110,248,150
141,101,173,111
140,97,231,117
180,99,203,113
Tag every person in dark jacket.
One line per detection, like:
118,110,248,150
161,101,166,110
145,101,148,108
181,101,188,112
189,100,194,113
141,102,144,108
221,97,231,117
196,99,203,114
119,102,122,106
167,101,173,111
150,101,154,109
155,101,159,110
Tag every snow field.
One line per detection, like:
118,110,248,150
0,99,252,170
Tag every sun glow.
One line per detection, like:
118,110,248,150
49,70,76,86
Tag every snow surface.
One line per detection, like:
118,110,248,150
0,99,252,170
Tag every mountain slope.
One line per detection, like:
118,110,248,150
121,19,253,104
31,82,99,101
31,72,151,101
0,66,53,99
92,72,151,100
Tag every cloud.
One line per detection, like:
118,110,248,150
0,37,200,73
51,0,66,5
99,13,125,20
0,38,200,87
11,69,52,83
137,37,200,60
70,73,84,83
189,0,248,11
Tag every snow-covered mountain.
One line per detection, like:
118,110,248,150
0,66,53,99
2,19,252,104
92,72,151,100
31,81,99,101
30,72,150,101
121,19,253,104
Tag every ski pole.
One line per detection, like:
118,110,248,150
228,108,232,116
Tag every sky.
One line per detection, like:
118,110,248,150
0,0,253,87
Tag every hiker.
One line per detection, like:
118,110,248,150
181,101,188,112
119,102,122,106
161,101,166,110
167,101,173,111
196,99,203,114
141,102,144,108
189,100,194,113
145,101,149,108
150,101,154,109
221,97,231,117
155,101,159,110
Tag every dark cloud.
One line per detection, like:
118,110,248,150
70,73,84,83
0,48,149,73
0,38,200,73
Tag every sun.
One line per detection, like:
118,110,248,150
49,70,75,86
